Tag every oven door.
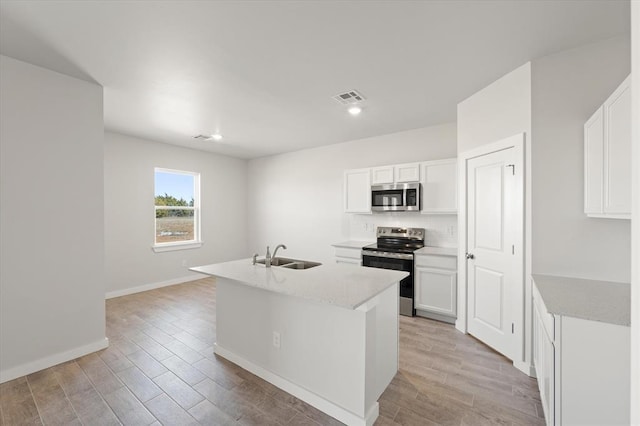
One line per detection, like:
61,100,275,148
361,251,414,316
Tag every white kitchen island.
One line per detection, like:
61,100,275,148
190,259,408,426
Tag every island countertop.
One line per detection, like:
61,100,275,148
190,259,408,310
532,274,630,326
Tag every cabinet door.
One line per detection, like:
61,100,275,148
394,163,420,183
584,107,604,215
344,169,371,213
414,267,457,316
603,77,631,216
421,159,457,213
371,166,394,185
533,299,555,426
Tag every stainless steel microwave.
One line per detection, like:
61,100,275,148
371,183,421,212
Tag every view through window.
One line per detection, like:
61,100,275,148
154,168,200,245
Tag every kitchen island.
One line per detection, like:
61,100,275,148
190,259,408,426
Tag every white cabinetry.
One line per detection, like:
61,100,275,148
420,159,457,214
532,281,630,426
344,159,457,214
371,166,394,185
533,285,556,425
344,168,371,213
414,253,457,323
371,163,420,185
332,245,363,266
394,163,420,183
584,76,631,219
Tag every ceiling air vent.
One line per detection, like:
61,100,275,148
332,90,365,105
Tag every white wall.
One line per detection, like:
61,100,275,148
630,2,639,423
456,62,532,373
247,124,457,265
0,55,106,382
104,132,248,297
531,36,631,283
457,63,532,153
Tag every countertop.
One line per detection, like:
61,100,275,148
331,240,373,249
414,246,457,256
190,259,408,310
532,274,630,326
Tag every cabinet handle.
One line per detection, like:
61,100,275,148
465,253,475,260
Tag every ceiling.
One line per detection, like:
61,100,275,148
0,1,630,159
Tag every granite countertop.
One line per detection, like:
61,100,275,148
414,246,457,256
532,274,630,326
190,259,407,310
331,240,374,249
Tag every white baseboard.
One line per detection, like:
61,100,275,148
105,274,204,299
416,310,456,324
0,337,109,384
514,359,536,378
214,344,378,426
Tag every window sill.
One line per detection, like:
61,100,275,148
152,241,203,253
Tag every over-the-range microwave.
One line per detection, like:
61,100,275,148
371,183,421,212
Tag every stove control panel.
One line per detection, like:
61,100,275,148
376,226,424,241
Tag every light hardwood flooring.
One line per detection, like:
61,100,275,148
0,278,544,425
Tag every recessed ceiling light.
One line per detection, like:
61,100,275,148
209,133,223,141
348,106,362,116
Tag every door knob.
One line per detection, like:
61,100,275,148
466,253,475,259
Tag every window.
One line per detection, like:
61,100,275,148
153,168,201,252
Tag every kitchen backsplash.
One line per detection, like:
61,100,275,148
348,213,457,248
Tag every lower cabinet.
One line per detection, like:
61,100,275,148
414,253,457,323
333,245,362,266
533,295,556,425
533,283,630,426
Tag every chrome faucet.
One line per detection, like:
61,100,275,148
272,244,287,259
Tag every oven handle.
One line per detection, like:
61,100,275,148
361,250,414,260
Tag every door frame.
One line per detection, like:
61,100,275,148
456,133,525,366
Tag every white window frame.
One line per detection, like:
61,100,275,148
152,167,202,253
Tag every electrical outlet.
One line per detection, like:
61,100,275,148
447,226,455,237
272,331,281,349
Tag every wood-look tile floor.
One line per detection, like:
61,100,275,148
0,278,544,426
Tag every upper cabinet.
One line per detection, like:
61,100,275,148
344,159,457,214
344,168,371,213
371,166,394,185
584,76,631,219
371,163,420,185
395,163,420,183
421,159,458,214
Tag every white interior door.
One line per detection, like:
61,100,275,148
466,144,522,359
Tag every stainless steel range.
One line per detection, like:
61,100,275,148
361,227,425,316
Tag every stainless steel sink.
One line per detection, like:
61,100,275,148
256,257,294,266
280,260,322,270
256,257,321,269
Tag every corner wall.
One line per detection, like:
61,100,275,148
104,132,249,296
0,55,106,382
629,2,639,423
531,36,631,282
457,63,532,153
247,124,457,265
456,62,532,372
